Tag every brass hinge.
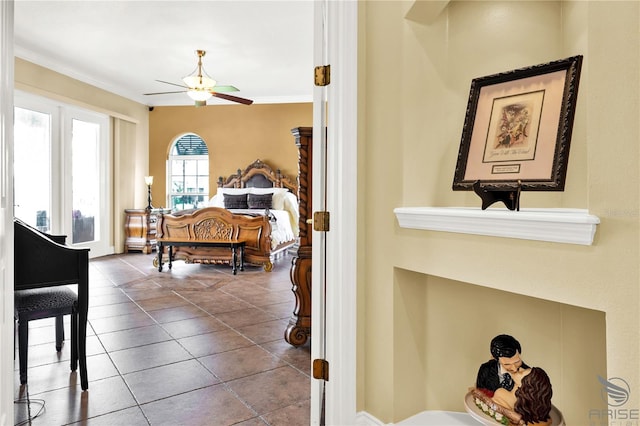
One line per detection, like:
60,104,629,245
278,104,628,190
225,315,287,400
314,65,330,86
313,211,330,232
313,358,329,381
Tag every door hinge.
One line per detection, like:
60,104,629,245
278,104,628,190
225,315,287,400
314,65,330,86
313,358,329,381
313,211,330,232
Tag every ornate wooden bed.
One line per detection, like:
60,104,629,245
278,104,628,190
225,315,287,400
217,158,296,192
154,159,298,272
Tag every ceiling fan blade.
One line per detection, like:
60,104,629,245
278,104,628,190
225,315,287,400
155,79,189,89
211,92,254,105
211,85,239,93
143,90,187,95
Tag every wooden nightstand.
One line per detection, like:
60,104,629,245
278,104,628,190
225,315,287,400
123,209,168,254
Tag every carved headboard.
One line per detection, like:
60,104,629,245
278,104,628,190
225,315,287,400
217,159,297,193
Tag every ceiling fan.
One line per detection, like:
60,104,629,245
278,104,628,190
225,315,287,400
144,50,253,106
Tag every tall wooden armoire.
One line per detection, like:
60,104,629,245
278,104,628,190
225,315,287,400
285,127,312,346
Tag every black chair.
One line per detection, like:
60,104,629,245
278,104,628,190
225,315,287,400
15,286,78,385
14,218,90,390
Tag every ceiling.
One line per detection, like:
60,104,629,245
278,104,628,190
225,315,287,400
13,0,314,107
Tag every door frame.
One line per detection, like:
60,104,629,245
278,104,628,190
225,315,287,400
0,0,14,423
311,1,358,424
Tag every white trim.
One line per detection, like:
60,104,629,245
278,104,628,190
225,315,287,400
356,410,477,426
311,0,358,424
323,0,359,425
0,1,13,423
355,410,386,426
394,207,600,245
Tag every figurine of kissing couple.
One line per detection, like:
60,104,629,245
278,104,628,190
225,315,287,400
475,334,553,426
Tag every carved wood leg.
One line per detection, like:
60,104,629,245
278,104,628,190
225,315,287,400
157,243,163,272
231,245,238,275
239,244,245,271
284,248,312,346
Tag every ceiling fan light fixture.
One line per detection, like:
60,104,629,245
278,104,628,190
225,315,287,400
145,50,253,106
182,74,216,90
187,89,213,102
182,49,216,91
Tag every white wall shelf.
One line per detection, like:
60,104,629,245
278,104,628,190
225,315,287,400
394,207,600,245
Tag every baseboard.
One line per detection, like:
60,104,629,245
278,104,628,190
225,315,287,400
355,410,477,426
355,411,386,426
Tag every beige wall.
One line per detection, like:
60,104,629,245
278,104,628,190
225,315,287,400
359,1,639,424
14,58,149,255
148,103,312,209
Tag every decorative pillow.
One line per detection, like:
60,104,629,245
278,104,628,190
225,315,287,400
249,187,289,210
247,193,273,209
224,193,248,209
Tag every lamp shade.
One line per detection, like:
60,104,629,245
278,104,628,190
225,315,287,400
144,176,153,186
187,89,213,102
182,51,216,104
183,74,216,90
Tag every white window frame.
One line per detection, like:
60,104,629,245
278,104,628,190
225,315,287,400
14,90,112,257
167,133,209,210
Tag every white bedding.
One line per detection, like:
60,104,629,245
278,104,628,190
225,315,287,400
208,188,299,249
225,208,295,249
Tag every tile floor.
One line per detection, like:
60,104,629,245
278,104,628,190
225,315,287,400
14,251,311,425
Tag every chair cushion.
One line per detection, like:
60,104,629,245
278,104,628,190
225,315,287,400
15,287,77,321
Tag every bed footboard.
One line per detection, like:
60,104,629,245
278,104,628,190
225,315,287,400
155,207,274,271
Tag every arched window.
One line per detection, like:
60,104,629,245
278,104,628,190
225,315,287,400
168,133,209,210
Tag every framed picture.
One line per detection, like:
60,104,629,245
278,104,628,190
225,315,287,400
452,55,583,191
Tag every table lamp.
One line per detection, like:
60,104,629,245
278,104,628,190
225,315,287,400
144,176,153,210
